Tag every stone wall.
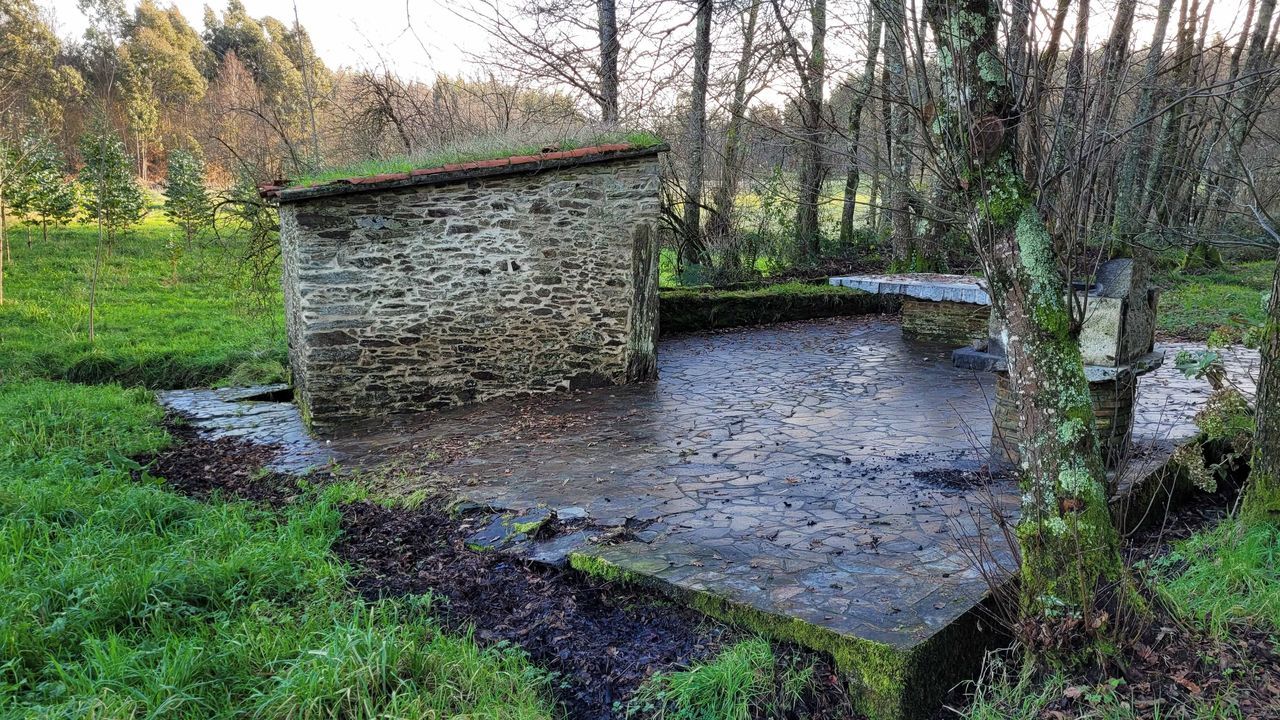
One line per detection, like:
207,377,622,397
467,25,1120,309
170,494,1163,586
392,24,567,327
900,300,988,346
278,151,662,430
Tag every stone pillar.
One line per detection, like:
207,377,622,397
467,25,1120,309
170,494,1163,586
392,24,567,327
992,370,1138,469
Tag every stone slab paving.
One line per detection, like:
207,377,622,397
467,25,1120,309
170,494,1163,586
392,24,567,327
159,317,1257,716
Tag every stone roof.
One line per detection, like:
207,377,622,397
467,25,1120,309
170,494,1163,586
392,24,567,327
260,142,668,203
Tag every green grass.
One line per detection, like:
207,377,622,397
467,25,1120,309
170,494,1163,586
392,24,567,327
0,212,287,388
1158,260,1273,341
955,653,1243,720
659,280,858,301
628,638,809,720
294,130,664,188
0,378,555,718
1157,519,1280,639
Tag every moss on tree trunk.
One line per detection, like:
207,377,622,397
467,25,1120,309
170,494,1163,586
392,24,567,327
924,0,1129,662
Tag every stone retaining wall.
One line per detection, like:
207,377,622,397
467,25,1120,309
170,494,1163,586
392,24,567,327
278,149,663,430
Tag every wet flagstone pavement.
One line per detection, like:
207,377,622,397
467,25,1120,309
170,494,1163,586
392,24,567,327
160,317,1257,656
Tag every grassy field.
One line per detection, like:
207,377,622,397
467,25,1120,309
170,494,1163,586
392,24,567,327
0,216,559,718
1157,259,1274,341
0,213,286,388
0,380,555,718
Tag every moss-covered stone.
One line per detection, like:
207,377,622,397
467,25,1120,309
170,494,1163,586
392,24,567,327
658,283,899,335
566,550,1002,720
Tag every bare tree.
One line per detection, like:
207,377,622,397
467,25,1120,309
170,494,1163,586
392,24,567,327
837,4,881,246
681,0,714,266
770,0,827,260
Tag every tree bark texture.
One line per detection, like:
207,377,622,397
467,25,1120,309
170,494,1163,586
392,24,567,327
925,0,1126,652
597,0,620,124
681,0,714,267
838,6,882,246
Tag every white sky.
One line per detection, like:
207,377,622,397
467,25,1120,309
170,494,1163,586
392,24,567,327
45,0,474,77
44,0,1257,87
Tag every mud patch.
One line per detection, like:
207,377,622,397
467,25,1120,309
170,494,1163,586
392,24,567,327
143,419,313,506
335,501,794,718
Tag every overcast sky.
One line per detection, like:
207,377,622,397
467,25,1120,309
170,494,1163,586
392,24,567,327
45,0,475,77
44,0,1257,86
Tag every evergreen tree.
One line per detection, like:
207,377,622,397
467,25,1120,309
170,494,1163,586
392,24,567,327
162,149,211,247
12,134,77,245
78,130,147,249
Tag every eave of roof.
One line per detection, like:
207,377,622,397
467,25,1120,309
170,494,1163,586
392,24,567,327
260,142,669,203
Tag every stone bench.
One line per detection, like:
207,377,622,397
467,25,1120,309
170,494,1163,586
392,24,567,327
829,274,990,346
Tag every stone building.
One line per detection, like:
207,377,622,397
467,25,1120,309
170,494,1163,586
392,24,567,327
265,143,665,431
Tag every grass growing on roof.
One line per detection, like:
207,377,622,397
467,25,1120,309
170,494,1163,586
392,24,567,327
0,379,555,719
0,211,286,389
293,129,664,188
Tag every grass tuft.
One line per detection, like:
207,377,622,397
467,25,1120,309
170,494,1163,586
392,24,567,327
628,638,807,720
1157,519,1280,638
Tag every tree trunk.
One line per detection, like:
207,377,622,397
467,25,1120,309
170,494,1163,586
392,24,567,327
924,0,1126,659
1113,0,1175,243
884,0,915,268
597,0,621,124
838,6,882,247
1247,241,1280,518
794,0,827,261
681,0,714,267
706,0,761,265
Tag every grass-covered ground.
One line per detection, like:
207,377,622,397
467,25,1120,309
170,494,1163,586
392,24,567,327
1157,259,1274,341
0,379,555,718
0,213,286,389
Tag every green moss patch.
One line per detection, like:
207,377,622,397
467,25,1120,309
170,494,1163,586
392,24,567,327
291,131,664,188
567,550,1000,720
659,281,899,335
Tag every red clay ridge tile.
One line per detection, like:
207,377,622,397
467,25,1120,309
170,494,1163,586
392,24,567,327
411,167,446,177
509,155,541,165
541,150,572,161
473,158,510,169
442,163,466,172
597,143,632,152
565,147,595,158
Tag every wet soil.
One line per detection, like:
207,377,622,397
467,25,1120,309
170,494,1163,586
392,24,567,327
146,420,310,506
144,416,861,720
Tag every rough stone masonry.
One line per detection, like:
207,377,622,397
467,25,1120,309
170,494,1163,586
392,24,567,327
273,145,665,431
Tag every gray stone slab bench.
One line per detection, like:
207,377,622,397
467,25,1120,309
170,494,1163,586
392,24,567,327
829,273,990,346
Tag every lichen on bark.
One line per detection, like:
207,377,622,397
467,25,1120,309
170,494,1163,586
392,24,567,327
923,0,1130,662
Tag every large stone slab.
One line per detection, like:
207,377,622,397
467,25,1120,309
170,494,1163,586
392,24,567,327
830,273,991,305
159,319,1257,720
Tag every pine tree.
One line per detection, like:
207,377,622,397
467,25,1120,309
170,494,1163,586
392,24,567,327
12,134,77,245
162,149,211,247
78,130,147,250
